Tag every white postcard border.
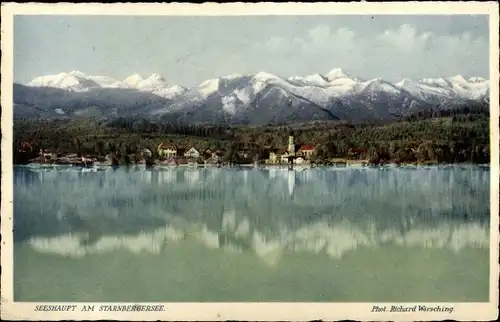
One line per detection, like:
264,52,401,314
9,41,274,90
1,2,499,321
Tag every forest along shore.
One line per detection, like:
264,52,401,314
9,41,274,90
13,106,490,167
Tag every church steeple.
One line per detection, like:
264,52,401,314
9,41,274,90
287,134,295,155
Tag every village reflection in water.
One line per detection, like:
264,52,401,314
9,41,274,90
14,165,490,266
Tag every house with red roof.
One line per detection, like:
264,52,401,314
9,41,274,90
296,144,316,159
266,135,317,164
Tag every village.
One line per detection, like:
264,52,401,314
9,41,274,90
17,135,370,168
154,135,319,166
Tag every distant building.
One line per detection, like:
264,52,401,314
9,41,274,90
210,148,226,163
280,150,291,163
158,143,177,158
203,149,213,160
266,135,316,164
297,144,316,158
184,147,201,159
287,135,295,156
141,148,153,158
267,149,280,164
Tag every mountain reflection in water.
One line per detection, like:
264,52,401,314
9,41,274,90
13,165,490,302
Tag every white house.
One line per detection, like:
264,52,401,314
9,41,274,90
184,147,201,159
280,151,291,163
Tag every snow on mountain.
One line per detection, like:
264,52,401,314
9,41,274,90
246,71,348,104
150,85,187,99
446,74,468,84
221,95,237,115
135,73,167,91
166,68,489,123
72,71,120,88
22,68,490,124
223,73,244,80
395,78,456,103
468,77,486,83
286,69,360,97
250,72,287,93
233,87,252,104
198,78,220,97
28,69,488,107
121,74,145,88
133,73,188,99
325,68,358,82
443,74,488,100
27,71,187,99
288,74,329,87
450,80,489,100
420,77,451,87
329,76,358,88
28,71,101,92
397,75,489,102
27,70,124,92
356,78,401,96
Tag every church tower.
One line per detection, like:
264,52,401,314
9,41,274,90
287,135,295,155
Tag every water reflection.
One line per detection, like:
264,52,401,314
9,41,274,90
14,166,490,266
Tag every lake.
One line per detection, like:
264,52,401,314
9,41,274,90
13,165,490,302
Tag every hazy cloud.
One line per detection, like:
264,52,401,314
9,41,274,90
261,23,488,81
14,15,489,86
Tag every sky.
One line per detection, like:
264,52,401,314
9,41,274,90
14,15,489,87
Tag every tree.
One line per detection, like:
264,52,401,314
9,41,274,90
367,147,379,164
73,138,82,157
223,148,235,165
95,141,105,156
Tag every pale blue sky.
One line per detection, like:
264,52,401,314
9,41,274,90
14,15,489,86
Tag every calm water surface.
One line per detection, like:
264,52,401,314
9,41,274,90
13,165,490,302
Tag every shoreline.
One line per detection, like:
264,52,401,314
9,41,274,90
14,162,490,169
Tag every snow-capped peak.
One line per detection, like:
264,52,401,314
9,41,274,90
124,73,144,82
447,74,468,84
357,78,401,95
122,74,145,88
69,70,88,78
303,74,329,86
22,69,490,117
395,78,415,88
253,71,282,82
147,73,164,81
26,71,100,92
420,77,451,87
288,74,330,86
129,73,188,99
138,73,168,88
325,68,352,81
198,78,220,97
223,73,243,80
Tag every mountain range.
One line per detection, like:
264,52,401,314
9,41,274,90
14,69,490,124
